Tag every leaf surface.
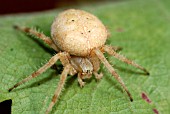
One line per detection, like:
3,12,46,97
0,0,169,114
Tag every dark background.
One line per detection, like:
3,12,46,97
0,0,117,15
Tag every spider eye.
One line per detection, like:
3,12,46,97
87,70,91,74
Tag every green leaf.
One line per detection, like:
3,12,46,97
0,0,169,114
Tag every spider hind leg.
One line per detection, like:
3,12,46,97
13,25,59,52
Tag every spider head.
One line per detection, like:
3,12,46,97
70,57,93,78
81,67,93,79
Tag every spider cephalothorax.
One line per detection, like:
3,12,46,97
9,9,149,114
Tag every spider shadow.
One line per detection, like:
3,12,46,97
28,69,77,91
12,64,64,92
13,72,57,92
14,25,55,55
51,75,94,113
114,65,149,76
103,64,148,95
104,71,123,93
26,34,55,55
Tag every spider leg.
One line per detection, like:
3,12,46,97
93,71,103,81
78,73,86,88
45,64,71,114
89,52,103,81
94,48,133,102
103,45,149,75
59,52,77,75
8,52,65,92
13,25,59,52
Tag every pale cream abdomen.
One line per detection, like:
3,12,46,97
51,9,107,56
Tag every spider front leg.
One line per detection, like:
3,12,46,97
45,64,71,114
94,48,133,102
89,53,103,81
103,45,149,75
13,25,59,52
78,73,86,88
8,52,67,92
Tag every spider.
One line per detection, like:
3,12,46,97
8,9,149,114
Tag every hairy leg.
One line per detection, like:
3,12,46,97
8,52,68,92
14,25,59,52
93,48,133,102
59,52,77,75
45,64,71,114
90,46,121,81
89,52,103,81
103,45,149,75
89,53,100,71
